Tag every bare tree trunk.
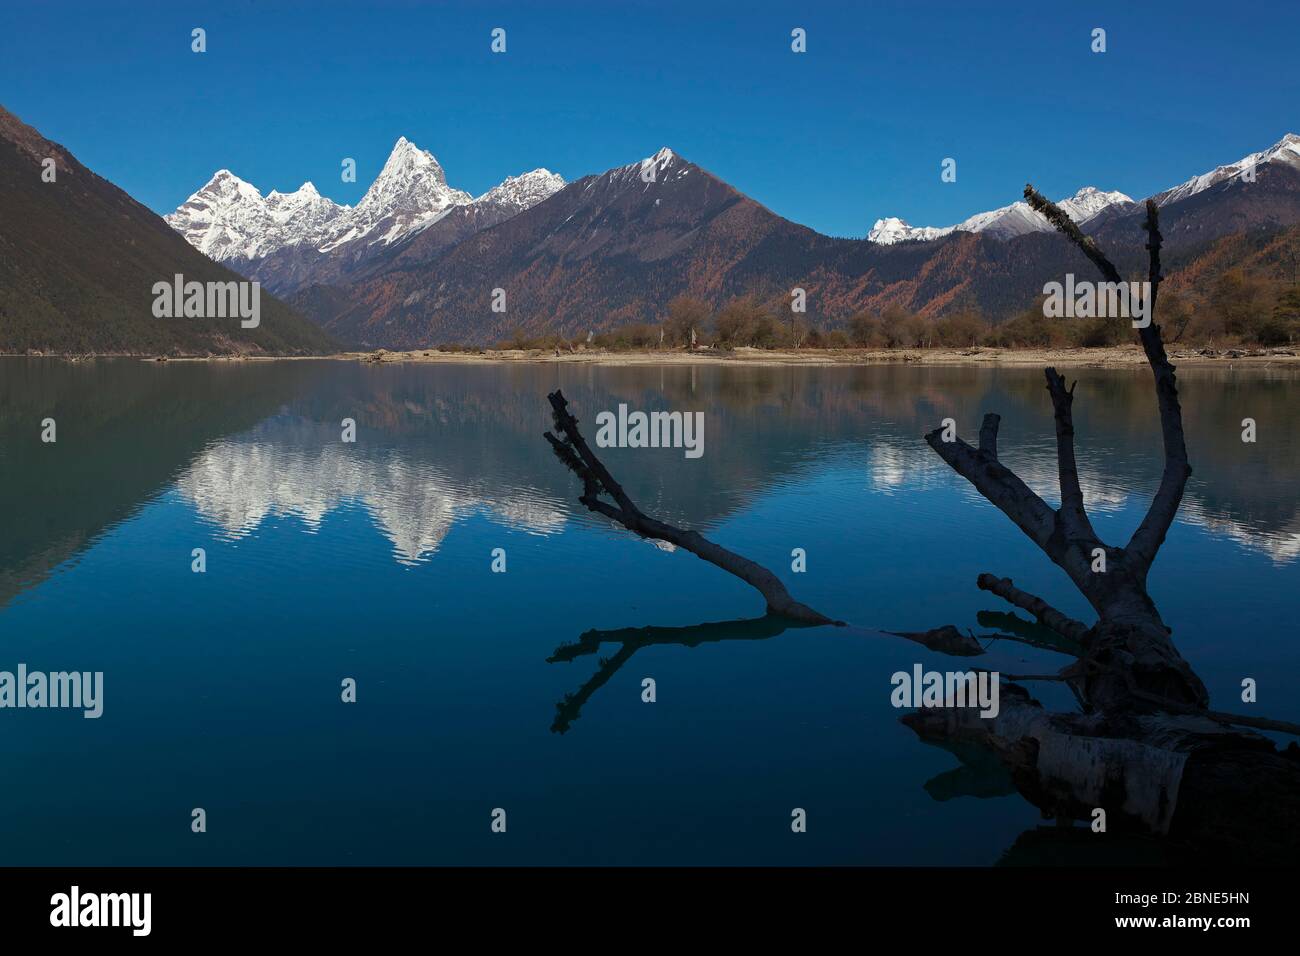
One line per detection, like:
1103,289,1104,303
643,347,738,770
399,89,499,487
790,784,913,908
903,685,1300,863
926,196,1206,713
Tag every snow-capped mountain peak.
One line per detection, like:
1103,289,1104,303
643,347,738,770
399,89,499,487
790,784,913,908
167,137,564,263
1057,185,1134,221
204,169,264,203
324,139,473,250
367,137,453,194
262,182,343,241
164,169,279,259
642,146,677,178
867,187,1130,245
473,169,566,212
867,217,954,244
869,134,1300,243
1153,132,1300,206
267,181,320,201
607,146,684,187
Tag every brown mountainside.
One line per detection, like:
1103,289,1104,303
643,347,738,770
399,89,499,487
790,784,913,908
290,149,1300,348
0,106,337,355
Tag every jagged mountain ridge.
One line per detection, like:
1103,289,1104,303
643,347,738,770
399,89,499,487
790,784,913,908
869,186,1138,244
165,139,564,294
868,134,1300,245
284,135,1300,347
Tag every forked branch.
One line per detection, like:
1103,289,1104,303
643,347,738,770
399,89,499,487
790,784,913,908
930,192,1192,615
1025,189,1190,577
923,429,1059,554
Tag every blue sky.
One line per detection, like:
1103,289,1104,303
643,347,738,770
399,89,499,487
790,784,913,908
2,0,1296,237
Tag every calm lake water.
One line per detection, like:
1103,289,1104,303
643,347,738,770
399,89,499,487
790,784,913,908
1,357,1296,865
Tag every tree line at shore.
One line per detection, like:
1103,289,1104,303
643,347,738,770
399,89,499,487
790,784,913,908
484,270,1300,353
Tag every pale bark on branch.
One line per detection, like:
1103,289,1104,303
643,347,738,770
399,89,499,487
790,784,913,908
923,430,1059,553
921,188,1208,711
976,573,1090,644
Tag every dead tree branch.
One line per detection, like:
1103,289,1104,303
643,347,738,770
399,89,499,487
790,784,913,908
902,685,1300,862
978,412,1000,457
1126,199,1192,577
1023,190,1192,582
544,390,841,626
920,186,1211,711
976,573,1089,644
923,429,1060,553
1043,369,1095,542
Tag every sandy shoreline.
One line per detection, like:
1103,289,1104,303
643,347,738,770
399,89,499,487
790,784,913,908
331,344,1300,368
7,345,1299,368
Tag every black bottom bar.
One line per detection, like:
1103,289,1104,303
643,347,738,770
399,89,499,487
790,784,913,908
0,866,1282,940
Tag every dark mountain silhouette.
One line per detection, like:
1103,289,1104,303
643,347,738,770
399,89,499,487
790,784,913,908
0,105,337,354
289,145,1300,347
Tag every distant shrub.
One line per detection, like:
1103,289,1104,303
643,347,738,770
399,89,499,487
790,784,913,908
663,295,711,347
847,312,882,347
933,310,988,348
1254,317,1294,346
713,297,775,347
986,304,1069,348
1072,316,1127,348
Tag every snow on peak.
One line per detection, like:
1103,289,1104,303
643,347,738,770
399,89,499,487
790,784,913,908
165,169,276,258
474,168,566,212
374,137,449,185
642,146,677,177
203,169,263,201
1154,132,1300,207
868,133,1300,244
329,138,473,250
867,217,954,244
605,145,690,188
870,186,1134,244
262,181,343,240
1056,186,1135,223
266,182,325,204
169,138,557,260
